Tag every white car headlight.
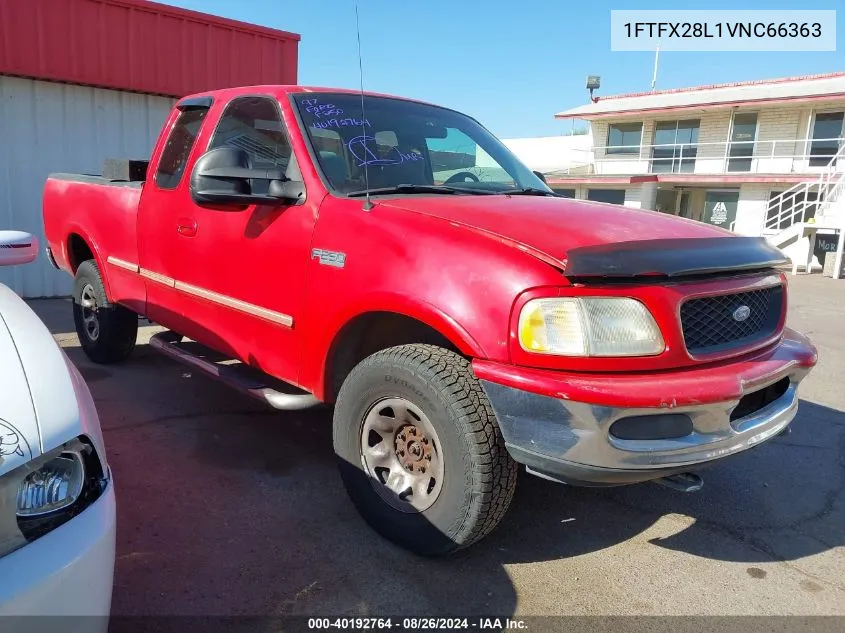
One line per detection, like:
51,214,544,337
16,452,85,517
518,297,665,357
0,437,107,559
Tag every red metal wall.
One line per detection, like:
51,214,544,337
0,0,300,98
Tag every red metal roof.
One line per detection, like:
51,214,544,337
0,0,300,98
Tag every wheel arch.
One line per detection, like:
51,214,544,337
320,301,486,403
65,228,113,299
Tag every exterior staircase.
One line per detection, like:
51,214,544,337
764,144,845,277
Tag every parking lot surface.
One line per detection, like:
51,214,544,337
32,273,845,619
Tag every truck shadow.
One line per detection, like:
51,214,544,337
37,302,841,623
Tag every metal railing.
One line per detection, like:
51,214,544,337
545,137,844,177
764,142,845,233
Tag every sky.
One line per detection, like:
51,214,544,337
157,0,843,139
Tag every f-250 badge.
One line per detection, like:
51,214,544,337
311,248,346,268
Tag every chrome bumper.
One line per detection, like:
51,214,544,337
480,364,812,486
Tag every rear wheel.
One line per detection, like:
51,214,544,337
333,344,517,556
72,259,138,364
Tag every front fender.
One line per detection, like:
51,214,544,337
305,292,487,401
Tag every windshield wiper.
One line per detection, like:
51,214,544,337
499,187,561,197
347,184,496,197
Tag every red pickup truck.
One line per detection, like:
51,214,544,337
43,85,817,556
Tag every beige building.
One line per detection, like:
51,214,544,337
511,72,845,273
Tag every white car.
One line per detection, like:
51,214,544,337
0,231,115,630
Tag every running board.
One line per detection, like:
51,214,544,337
149,331,320,411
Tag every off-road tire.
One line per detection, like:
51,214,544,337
333,344,518,556
72,259,138,364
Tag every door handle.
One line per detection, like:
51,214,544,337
176,217,198,237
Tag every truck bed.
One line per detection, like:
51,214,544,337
42,171,144,284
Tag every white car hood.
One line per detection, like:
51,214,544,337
0,285,88,477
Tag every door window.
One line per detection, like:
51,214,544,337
155,107,209,189
208,96,294,194
727,113,758,172
655,189,676,214
809,112,844,167
702,191,739,230
679,192,692,218
587,189,626,205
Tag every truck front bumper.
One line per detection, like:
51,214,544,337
474,328,818,486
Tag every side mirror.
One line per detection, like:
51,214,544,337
268,179,306,204
533,170,547,184
0,231,39,266
189,147,305,207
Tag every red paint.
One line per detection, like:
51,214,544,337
42,85,817,404
0,0,299,98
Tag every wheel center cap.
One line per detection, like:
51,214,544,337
395,425,432,472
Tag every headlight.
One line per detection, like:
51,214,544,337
17,452,85,517
0,437,107,558
518,297,665,357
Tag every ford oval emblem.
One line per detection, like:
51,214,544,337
733,305,751,322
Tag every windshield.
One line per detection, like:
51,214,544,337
291,93,550,195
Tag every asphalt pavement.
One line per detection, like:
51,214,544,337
31,272,845,623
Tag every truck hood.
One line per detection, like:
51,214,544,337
380,195,738,270
0,285,92,477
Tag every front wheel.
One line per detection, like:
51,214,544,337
333,344,517,556
72,259,138,364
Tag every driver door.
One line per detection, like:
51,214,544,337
159,95,317,385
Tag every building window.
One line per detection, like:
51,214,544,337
154,107,209,189
551,188,576,198
606,123,642,154
651,120,699,173
809,112,844,167
587,189,625,205
727,113,758,173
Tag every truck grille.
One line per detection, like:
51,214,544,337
680,285,784,355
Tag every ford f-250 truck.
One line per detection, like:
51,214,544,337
43,85,817,556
